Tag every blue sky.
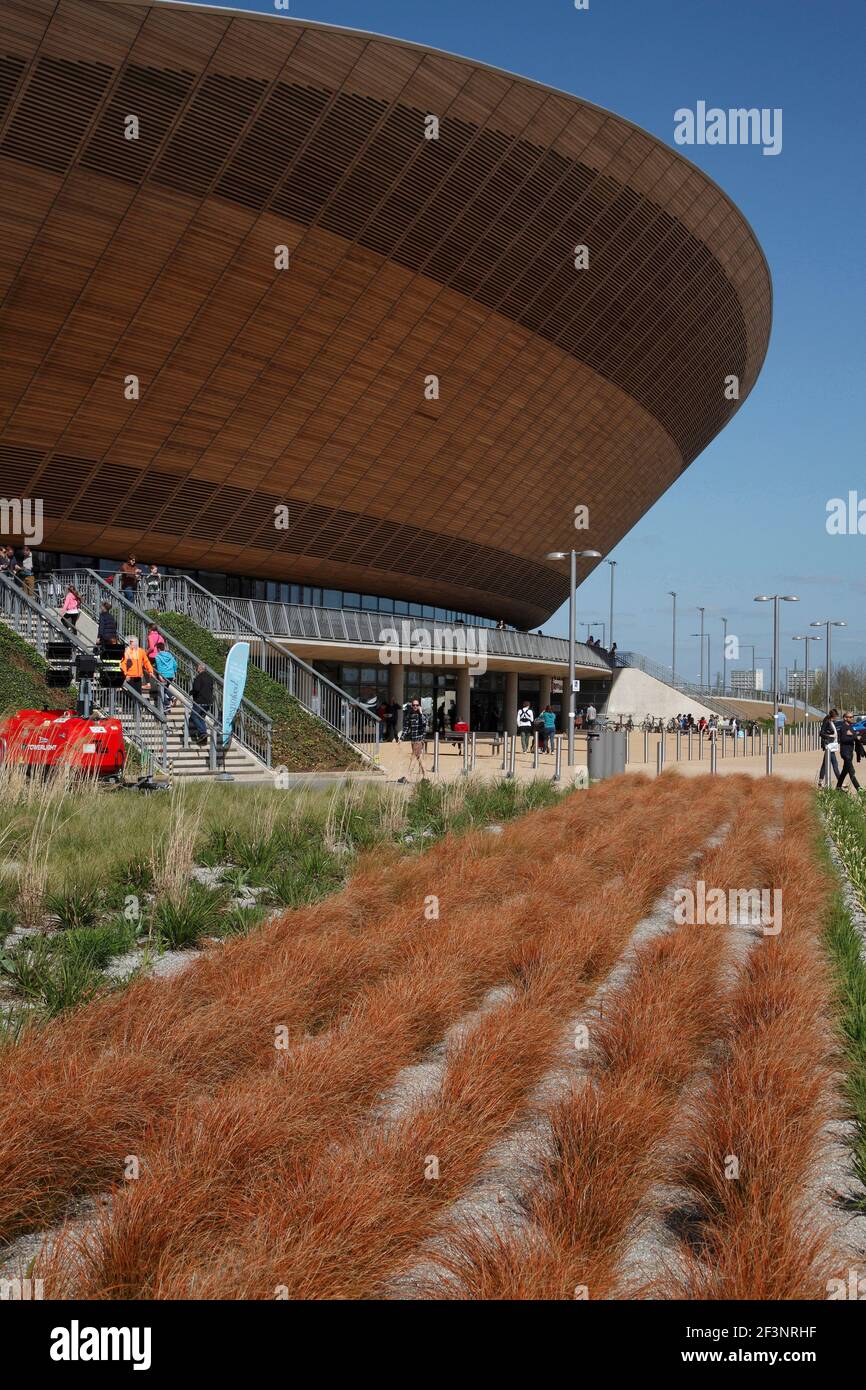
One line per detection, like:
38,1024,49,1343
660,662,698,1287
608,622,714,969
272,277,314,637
180,0,865,684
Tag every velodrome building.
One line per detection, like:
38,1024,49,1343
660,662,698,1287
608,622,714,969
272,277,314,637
0,0,771,728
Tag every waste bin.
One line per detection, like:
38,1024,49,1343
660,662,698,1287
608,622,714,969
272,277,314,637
587,728,627,780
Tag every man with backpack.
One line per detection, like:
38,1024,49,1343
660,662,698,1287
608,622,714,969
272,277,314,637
517,699,535,753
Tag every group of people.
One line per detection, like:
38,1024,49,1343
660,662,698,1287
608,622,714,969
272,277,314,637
516,700,560,752
112,556,163,608
585,636,617,664
0,545,35,595
819,708,865,791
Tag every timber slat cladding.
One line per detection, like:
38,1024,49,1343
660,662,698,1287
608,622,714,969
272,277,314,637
0,0,771,628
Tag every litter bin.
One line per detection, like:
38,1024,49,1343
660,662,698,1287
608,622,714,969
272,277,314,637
587,729,626,780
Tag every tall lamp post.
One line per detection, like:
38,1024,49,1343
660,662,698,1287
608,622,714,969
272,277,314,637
607,560,617,650
547,549,602,766
692,633,710,690
791,635,817,719
754,594,799,740
668,591,677,685
810,619,846,710
697,606,706,688
721,617,728,695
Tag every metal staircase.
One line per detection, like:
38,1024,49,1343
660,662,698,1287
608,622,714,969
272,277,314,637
0,575,170,776
45,571,275,779
58,571,384,762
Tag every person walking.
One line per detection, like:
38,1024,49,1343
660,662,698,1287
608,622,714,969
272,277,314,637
19,547,34,598
818,706,841,786
153,646,178,712
146,624,165,663
59,584,82,631
585,701,597,729
835,712,863,793
541,704,557,754
517,699,535,753
97,600,119,651
190,662,214,745
120,635,154,695
399,697,428,781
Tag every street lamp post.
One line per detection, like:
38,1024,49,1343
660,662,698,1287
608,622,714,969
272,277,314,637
755,594,799,742
607,560,617,650
698,606,705,688
810,619,847,710
721,617,728,695
669,591,677,685
791,634,817,718
547,549,602,767
692,634,710,690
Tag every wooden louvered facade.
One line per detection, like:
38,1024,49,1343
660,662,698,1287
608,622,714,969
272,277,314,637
0,0,771,628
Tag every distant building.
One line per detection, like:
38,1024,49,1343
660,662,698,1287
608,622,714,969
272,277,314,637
730,669,765,696
787,669,822,698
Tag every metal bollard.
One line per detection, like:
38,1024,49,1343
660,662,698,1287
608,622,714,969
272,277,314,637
688,729,693,760
433,732,440,773
470,731,477,773
462,731,469,776
698,731,703,760
733,728,737,758
656,740,665,776
507,732,517,780
721,727,726,758
676,730,681,762
643,729,649,763
766,743,773,776
533,735,539,771
710,740,717,774
553,734,562,783
824,747,832,788
501,731,509,772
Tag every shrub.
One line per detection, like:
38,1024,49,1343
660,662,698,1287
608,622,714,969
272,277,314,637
44,884,102,932
153,883,227,950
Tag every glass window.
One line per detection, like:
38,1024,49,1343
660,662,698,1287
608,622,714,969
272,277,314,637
312,588,322,606
362,594,378,611
435,607,446,621
361,667,377,684
378,597,394,613
343,667,359,683
266,582,278,601
409,603,423,617
323,589,341,608
422,605,435,619
395,600,408,616
344,593,360,609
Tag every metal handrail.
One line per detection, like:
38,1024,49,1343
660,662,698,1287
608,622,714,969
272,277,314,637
49,571,273,769
108,572,383,759
0,574,169,773
207,594,612,670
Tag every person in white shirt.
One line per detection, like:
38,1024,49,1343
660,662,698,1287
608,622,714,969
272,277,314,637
585,702,597,728
516,699,535,752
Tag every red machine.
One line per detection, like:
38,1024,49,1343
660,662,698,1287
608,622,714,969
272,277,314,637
0,709,125,779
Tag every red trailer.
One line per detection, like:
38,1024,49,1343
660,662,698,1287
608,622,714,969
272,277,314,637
0,709,125,779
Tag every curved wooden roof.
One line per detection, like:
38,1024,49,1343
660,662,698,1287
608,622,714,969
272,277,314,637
0,0,771,627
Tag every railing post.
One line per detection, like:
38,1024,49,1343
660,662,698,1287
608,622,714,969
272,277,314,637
532,734,539,771
766,742,773,776
656,740,664,776
507,732,516,780
471,731,477,773
553,734,562,783
500,730,509,772
710,740,717,775
462,731,469,777
433,732,440,773
643,729,649,763
824,748,832,787
675,729,681,762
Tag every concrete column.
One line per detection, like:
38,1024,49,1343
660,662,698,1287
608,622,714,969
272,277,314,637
389,662,405,734
539,675,552,711
456,665,471,725
505,669,519,734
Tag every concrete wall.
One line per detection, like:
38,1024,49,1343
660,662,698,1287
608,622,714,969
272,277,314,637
603,667,715,722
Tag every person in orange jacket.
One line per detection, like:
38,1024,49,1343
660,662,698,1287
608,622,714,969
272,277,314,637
121,636,154,695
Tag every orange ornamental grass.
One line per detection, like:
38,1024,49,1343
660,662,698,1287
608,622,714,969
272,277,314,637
0,774,672,1241
660,783,841,1299
83,777,744,1300
45,778,726,1295
413,779,791,1300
